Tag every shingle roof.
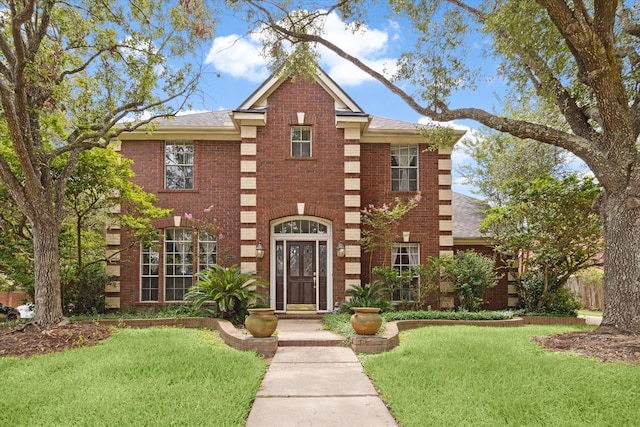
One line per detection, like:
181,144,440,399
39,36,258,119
369,116,421,130
149,111,426,131
452,192,489,239
152,110,234,127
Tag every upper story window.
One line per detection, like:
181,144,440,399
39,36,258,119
391,145,418,192
291,126,312,157
165,141,194,189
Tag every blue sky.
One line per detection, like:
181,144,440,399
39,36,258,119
185,8,509,197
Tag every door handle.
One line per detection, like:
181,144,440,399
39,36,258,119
313,272,316,288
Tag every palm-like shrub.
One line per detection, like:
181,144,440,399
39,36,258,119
184,265,268,324
339,280,392,313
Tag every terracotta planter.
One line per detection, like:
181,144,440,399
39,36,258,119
245,308,278,338
351,307,382,335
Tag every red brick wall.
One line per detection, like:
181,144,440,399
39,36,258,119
253,78,347,306
359,143,442,283
118,140,241,308
116,78,450,310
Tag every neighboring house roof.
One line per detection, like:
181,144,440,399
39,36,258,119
452,192,489,240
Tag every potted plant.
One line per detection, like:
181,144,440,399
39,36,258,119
340,281,387,335
184,265,268,326
245,306,278,338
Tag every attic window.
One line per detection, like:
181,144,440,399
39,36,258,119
291,126,311,157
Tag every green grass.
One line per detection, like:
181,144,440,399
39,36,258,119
363,325,640,427
0,328,266,427
578,309,603,317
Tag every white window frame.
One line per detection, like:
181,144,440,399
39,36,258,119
291,126,312,157
197,231,217,272
165,141,194,189
140,240,159,302
164,228,194,302
391,144,418,192
391,243,420,302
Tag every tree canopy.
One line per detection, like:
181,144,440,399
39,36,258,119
0,0,212,325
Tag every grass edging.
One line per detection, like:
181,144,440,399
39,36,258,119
352,317,525,353
83,317,278,356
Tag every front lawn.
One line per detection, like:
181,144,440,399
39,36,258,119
0,328,266,426
363,325,640,427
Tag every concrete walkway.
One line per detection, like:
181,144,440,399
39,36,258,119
578,314,602,326
245,320,398,427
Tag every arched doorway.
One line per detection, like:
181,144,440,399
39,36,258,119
270,217,333,312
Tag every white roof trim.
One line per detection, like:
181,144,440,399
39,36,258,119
236,68,363,114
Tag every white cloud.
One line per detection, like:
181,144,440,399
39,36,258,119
205,34,269,83
205,11,399,86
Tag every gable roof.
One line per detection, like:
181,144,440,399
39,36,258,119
237,67,364,114
452,192,489,240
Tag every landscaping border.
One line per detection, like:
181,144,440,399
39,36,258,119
352,317,525,353
85,317,278,356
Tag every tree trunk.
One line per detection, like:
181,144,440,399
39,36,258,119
31,218,64,326
600,191,640,333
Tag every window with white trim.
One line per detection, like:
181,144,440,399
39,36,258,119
165,141,194,189
391,145,418,192
198,231,217,272
291,126,312,157
391,243,420,301
140,240,159,302
164,228,193,301
140,229,219,302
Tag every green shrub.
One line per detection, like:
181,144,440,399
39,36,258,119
339,280,392,313
381,310,514,321
62,264,110,315
518,272,581,315
184,265,268,324
441,251,500,311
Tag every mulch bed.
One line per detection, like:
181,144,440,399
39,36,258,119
0,322,113,358
1,322,639,365
533,329,640,365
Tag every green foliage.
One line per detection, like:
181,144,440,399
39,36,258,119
360,194,421,266
460,131,570,206
61,264,111,316
184,265,268,324
517,272,581,316
381,310,514,321
339,281,392,313
321,312,356,344
481,174,602,313
439,251,500,311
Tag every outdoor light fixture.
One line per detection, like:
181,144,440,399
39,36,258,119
256,241,265,259
336,240,346,258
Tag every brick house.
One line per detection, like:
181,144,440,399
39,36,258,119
106,69,514,313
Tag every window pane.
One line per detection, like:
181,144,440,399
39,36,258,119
198,231,217,272
291,126,311,157
165,228,193,301
165,142,194,189
141,240,159,302
391,244,420,302
391,145,418,192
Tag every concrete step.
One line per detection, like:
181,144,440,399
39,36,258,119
278,336,346,347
